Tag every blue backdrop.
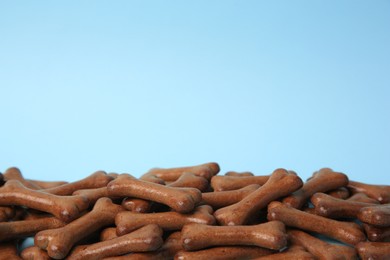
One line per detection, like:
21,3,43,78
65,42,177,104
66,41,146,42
1,1,389,183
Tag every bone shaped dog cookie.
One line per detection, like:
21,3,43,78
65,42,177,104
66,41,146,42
0,215,65,242
43,171,113,195
348,181,390,204
283,168,349,209
107,174,202,213
210,175,269,191
143,162,220,182
214,169,303,225
116,205,215,234
35,197,123,259
0,180,88,222
267,201,366,245
181,221,287,251
67,224,164,260
288,229,357,259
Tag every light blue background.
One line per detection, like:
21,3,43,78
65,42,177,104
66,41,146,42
1,1,389,183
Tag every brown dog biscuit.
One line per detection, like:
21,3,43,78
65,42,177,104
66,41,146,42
116,205,215,235
311,192,377,219
283,168,349,209
108,174,202,213
268,201,366,245
211,175,269,191
67,224,164,260
215,169,303,225
288,229,357,259
35,197,123,259
0,180,88,222
121,173,209,213
0,215,65,242
3,167,41,190
181,221,287,251
106,232,184,260
143,162,220,182
43,171,113,196
348,181,390,204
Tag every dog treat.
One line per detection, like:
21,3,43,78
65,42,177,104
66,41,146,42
0,180,89,222
116,205,215,234
254,245,314,260
43,171,113,196
181,221,287,251
268,201,366,245
363,223,390,242
3,167,41,190
21,246,51,260
283,168,349,209
143,162,220,182
0,164,389,259
327,187,350,199
109,231,184,260
67,224,164,260
201,184,260,209
175,246,274,260
0,216,65,242
311,192,377,219
168,172,209,192
211,175,269,191
35,197,123,259
215,169,303,225
107,174,202,213
356,242,390,260
358,204,390,227
287,229,357,259
348,181,390,204
122,173,212,214
120,172,191,213
0,241,22,260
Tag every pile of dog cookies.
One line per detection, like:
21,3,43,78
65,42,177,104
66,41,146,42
0,163,389,259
